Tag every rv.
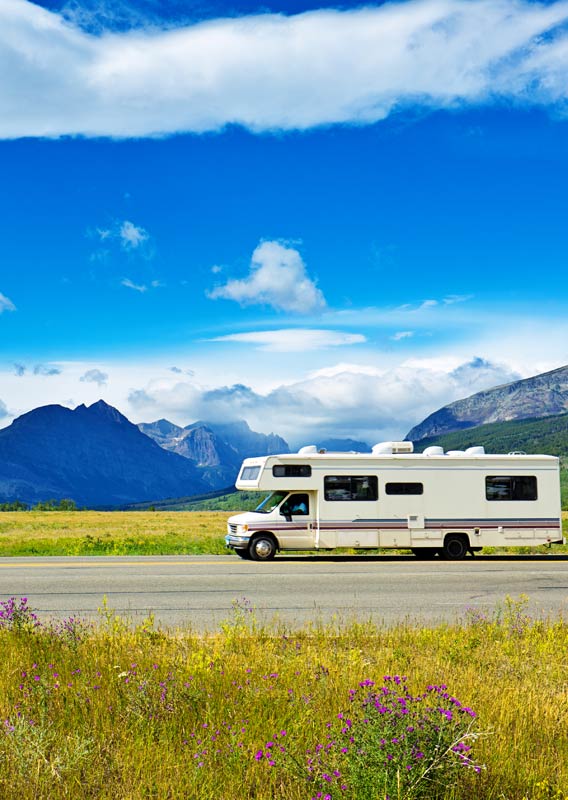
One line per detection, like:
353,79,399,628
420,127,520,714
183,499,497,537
224,441,564,560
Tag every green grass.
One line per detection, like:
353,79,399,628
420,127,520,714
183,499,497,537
0,596,566,799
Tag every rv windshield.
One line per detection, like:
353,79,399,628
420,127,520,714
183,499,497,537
254,491,288,514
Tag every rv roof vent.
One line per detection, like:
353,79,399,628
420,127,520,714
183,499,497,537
465,446,485,456
372,441,414,455
298,445,318,455
508,450,527,455
446,450,466,456
423,446,444,456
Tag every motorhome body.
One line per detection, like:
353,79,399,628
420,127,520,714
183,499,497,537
225,442,564,560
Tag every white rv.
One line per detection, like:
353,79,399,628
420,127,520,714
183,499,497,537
225,441,564,560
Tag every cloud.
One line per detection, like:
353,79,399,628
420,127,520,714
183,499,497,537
443,294,474,305
13,363,25,376
0,399,8,419
4,0,568,138
391,331,414,341
0,293,16,313
208,328,366,352
208,241,326,313
170,366,194,375
126,356,521,446
121,278,148,293
33,363,61,376
80,368,108,386
119,220,149,250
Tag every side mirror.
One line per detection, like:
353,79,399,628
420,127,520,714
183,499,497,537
280,506,292,521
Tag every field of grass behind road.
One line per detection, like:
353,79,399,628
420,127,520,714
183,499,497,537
0,510,566,557
0,597,566,799
0,510,232,556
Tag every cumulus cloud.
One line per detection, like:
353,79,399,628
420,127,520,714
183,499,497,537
33,363,61,376
80,368,108,386
208,328,365,352
126,356,521,446
4,0,568,138
208,241,326,313
0,293,16,313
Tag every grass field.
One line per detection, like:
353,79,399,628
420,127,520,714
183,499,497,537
0,510,566,557
0,510,232,556
0,596,566,799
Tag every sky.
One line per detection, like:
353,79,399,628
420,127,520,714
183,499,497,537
2,0,568,447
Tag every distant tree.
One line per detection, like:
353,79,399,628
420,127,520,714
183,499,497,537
32,498,77,511
0,500,29,512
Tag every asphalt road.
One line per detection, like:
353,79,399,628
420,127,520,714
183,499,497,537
0,554,567,630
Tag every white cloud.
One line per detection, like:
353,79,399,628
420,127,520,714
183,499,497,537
208,241,326,313
3,0,568,138
119,220,149,250
121,278,147,293
0,293,16,313
391,331,414,341
126,356,521,446
443,294,473,305
80,368,108,386
33,363,61,376
208,329,365,352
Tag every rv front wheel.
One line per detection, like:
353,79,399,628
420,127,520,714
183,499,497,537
249,535,277,561
441,534,469,560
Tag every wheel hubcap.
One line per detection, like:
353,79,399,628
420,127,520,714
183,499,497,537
255,540,272,557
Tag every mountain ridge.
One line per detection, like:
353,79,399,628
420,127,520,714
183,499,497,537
406,364,568,441
0,400,208,507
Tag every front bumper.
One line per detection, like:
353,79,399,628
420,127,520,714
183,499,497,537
225,534,250,550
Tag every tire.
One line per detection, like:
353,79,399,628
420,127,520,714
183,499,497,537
441,534,469,560
235,549,252,560
248,534,277,561
411,548,438,558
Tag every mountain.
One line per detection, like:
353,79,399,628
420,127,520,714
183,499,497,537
406,365,568,441
317,438,370,452
0,401,208,507
139,418,289,488
415,411,568,455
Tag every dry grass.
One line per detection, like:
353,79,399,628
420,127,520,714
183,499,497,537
0,597,566,799
0,511,231,556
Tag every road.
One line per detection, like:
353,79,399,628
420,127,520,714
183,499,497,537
0,554,567,630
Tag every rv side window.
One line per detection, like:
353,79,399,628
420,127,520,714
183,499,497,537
385,482,424,495
240,466,260,481
272,465,312,478
324,476,378,501
486,476,537,501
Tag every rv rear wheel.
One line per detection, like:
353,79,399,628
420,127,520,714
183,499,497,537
249,535,277,561
441,534,468,560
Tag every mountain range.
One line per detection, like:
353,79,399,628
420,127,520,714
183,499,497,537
1,362,567,507
406,364,568,441
138,418,289,488
0,401,209,507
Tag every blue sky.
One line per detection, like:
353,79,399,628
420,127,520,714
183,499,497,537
1,0,568,446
